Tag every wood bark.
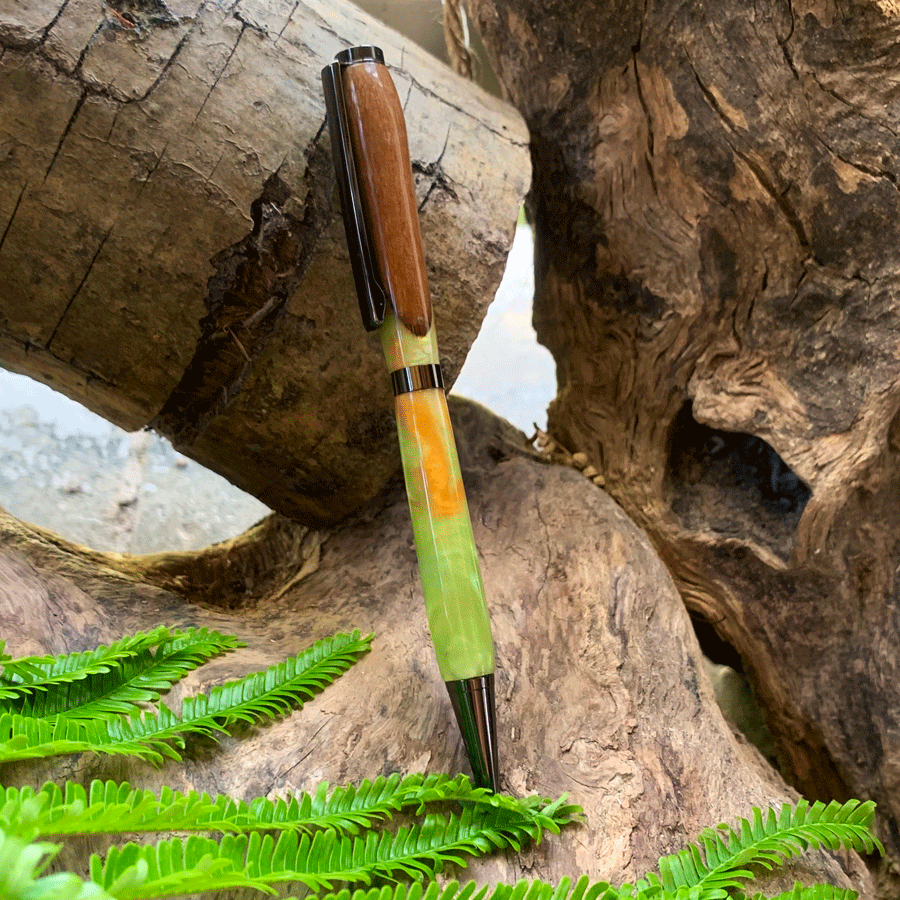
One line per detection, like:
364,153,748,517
463,0,900,892
0,0,529,525
0,398,873,896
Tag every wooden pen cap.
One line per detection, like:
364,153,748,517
338,49,432,337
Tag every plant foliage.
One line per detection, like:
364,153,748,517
0,826,112,900
6,629,243,719
0,628,881,900
655,798,881,896
321,876,864,900
0,627,232,701
5,772,559,840
0,631,372,765
88,798,578,900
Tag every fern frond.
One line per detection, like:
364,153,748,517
323,876,648,900
658,799,882,896
179,630,372,728
12,773,577,841
231,771,541,836
0,641,50,686
89,799,577,899
0,710,185,765
0,627,236,703
0,627,171,697
0,632,371,765
8,630,244,719
2,781,215,839
325,883,496,900
748,885,859,900
0,827,112,900
324,875,861,900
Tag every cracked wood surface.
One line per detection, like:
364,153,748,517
465,0,900,892
0,0,530,524
0,398,873,896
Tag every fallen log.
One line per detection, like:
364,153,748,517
0,0,529,525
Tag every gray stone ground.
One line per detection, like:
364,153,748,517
0,227,552,554
0,406,271,553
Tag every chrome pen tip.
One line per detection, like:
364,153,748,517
446,674,499,792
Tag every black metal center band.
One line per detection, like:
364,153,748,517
335,46,385,66
391,363,444,396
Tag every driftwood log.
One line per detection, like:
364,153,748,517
0,399,873,895
463,0,900,893
0,0,529,525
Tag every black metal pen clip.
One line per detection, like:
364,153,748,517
321,46,387,332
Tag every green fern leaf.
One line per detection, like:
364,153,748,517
235,772,500,835
2,781,223,839
0,632,371,765
658,800,882,896
179,630,372,728
322,876,658,900
89,798,577,899
0,645,50,687
359,801,576,880
747,884,858,900
0,711,185,765
313,800,882,900
325,882,491,900
12,773,543,839
0,826,112,900
13,772,579,841
323,877,859,900
0,628,178,700
7,629,243,719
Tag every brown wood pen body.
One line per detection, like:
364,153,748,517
341,61,432,337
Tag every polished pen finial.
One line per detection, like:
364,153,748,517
335,45,384,66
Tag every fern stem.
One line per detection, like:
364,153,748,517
749,885,860,900
658,799,882,896
8,775,581,853
10,774,519,838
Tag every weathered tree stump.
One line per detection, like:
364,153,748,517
0,399,872,895
463,0,900,892
0,0,529,525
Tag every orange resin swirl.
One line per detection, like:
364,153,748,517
396,390,466,520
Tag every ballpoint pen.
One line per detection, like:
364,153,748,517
321,46,499,791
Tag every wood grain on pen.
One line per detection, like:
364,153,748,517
342,61,432,337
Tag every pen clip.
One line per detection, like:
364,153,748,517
321,47,387,332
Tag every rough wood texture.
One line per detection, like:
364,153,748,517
0,0,529,525
464,0,900,891
0,399,872,896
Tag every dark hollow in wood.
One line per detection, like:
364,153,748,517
668,401,811,564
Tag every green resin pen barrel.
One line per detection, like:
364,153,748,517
383,314,495,683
